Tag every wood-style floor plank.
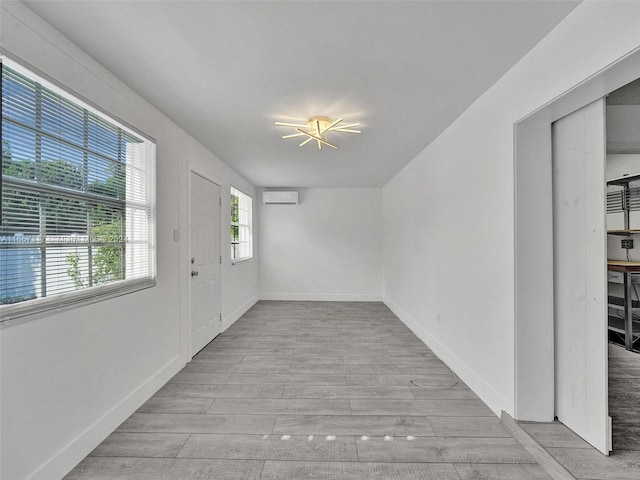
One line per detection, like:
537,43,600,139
273,414,435,436
350,399,494,416
454,464,554,480
260,461,461,480
200,347,294,356
356,436,535,464
64,458,264,480
546,447,640,480
226,373,347,385
409,384,480,400
518,422,592,449
167,372,232,384
154,383,285,399
283,385,415,399
613,424,640,450
189,354,244,364
116,413,276,434
137,397,214,414
346,374,456,387
89,433,190,458
240,354,344,365
343,355,445,365
427,416,512,438
182,363,291,374
206,398,351,415
177,434,358,461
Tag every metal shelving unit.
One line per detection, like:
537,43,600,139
607,173,640,351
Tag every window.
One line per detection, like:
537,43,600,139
230,187,252,262
1,58,156,321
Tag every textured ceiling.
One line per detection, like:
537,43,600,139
23,1,579,187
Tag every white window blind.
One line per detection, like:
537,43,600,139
1,58,156,321
230,187,252,262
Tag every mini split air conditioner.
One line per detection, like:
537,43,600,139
263,191,299,205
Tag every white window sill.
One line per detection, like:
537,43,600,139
0,279,156,328
231,257,253,265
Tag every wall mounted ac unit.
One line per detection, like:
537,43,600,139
263,191,299,205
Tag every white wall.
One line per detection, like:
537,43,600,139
383,1,640,417
607,105,640,153
0,3,258,480
606,153,640,181
260,188,382,301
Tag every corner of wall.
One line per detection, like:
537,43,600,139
382,294,510,417
222,294,259,332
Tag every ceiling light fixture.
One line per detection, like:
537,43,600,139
275,116,361,150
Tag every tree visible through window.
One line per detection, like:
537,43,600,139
0,59,156,318
230,187,252,262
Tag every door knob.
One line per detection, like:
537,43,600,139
191,270,199,277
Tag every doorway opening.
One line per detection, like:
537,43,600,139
605,78,640,452
514,45,640,454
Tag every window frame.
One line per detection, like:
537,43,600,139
230,186,253,264
0,55,156,325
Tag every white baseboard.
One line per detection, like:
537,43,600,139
28,355,183,480
260,293,382,302
383,294,509,417
222,295,259,332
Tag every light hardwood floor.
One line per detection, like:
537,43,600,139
64,301,553,479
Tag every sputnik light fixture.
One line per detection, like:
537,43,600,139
275,116,361,150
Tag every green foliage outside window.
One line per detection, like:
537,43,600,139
231,193,239,242
2,140,125,291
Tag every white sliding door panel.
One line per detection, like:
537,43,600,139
552,98,610,454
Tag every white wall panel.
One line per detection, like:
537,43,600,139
259,188,382,301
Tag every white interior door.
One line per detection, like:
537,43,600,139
552,98,611,454
189,172,221,356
